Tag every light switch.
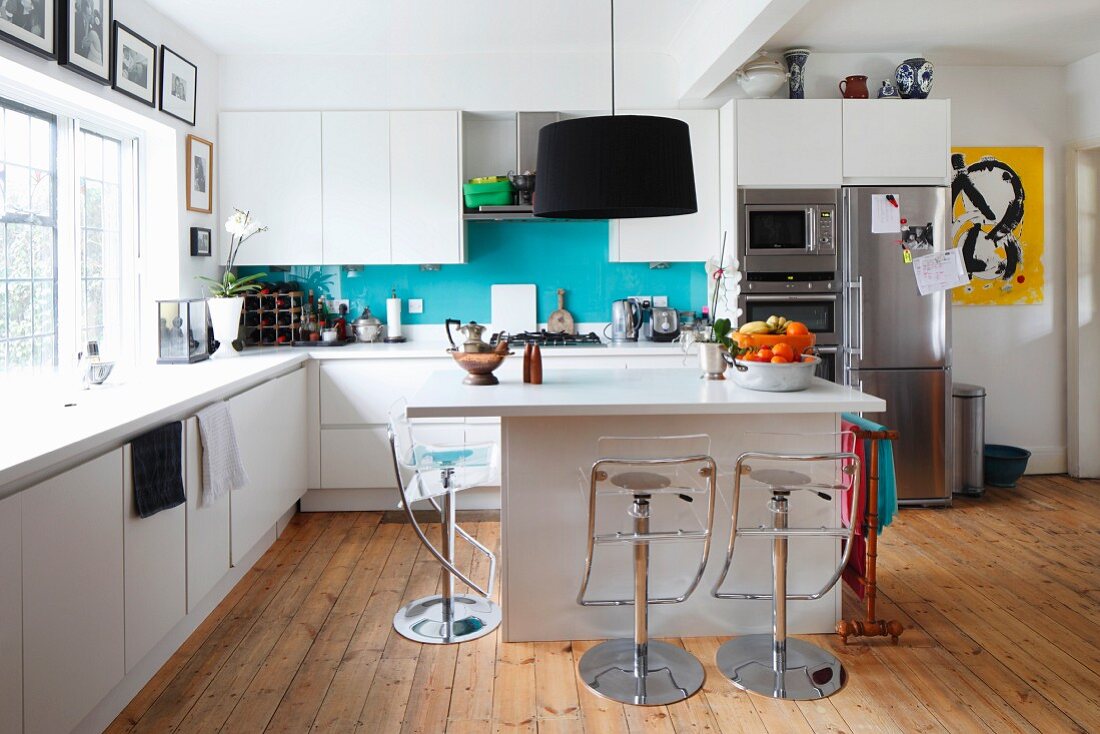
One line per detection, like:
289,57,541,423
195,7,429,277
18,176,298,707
409,298,424,314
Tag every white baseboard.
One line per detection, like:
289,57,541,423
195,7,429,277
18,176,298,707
1022,445,1067,475
300,486,501,512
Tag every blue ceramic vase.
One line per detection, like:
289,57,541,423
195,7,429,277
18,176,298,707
895,57,934,99
783,48,810,99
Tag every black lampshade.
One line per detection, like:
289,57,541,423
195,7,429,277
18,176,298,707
533,115,698,219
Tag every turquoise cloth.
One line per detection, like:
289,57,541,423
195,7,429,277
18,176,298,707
842,413,898,532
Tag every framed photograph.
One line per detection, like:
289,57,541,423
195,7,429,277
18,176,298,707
111,22,155,106
0,0,56,58
190,227,212,257
186,134,213,213
160,45,197,125
59,0,113,84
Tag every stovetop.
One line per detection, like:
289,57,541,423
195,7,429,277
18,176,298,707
490,330,605,348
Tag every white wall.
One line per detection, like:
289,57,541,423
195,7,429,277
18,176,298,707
218,50,680,112
1067,50,1100,142
0,0,221,299
932,66,1069,473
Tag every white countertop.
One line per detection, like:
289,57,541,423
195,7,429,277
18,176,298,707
0,352,307,497
249,339,690,360
406,368,886,419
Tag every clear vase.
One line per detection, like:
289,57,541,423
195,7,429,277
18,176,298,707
207,296,244,358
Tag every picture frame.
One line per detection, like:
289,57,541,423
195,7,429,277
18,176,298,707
58,0,114,84
0,0,56,59
186,134,213,213
190,227,212,257
159,45,197,125
111,21,156,107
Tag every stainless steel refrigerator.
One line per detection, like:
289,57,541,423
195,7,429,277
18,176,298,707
843,186,952,505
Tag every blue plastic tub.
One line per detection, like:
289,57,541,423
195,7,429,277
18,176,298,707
983,444,1031,488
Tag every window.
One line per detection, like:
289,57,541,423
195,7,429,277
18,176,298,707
0,96,136,372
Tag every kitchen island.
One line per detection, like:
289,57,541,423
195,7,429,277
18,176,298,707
407,367,885,642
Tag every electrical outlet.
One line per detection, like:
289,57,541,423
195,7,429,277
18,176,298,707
653,295,668,307
409,298,424,314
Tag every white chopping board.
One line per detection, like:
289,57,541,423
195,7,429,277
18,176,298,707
491,284,538,335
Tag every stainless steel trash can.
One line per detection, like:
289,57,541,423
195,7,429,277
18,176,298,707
953,383,986,496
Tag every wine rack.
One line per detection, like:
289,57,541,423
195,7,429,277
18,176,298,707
241,290,303,347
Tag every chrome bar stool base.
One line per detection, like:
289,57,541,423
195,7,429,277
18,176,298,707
579,639,704,706
392,593,501,644
716,634,846,701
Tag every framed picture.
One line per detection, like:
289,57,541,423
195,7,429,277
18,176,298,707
160,45,197,125
186,134,213,213
190,227,212,257
59,0,113,84
111,22,155,106
0,0,56,58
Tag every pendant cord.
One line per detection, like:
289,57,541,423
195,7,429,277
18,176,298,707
610,0,616,115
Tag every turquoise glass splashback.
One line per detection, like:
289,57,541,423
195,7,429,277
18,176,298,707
240,221,707,325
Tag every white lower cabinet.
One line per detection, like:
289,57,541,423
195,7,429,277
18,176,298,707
185,416,231,612
22,449,125,734
0,493,21,734
229,368,308,565
123,444,187,672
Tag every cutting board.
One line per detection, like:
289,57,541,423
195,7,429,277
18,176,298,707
491,284,537,335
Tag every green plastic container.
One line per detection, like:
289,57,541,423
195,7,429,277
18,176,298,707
464,180,514,209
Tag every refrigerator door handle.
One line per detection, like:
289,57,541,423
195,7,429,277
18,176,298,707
846,277,863,362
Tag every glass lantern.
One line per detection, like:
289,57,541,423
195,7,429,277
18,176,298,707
157,299,211,363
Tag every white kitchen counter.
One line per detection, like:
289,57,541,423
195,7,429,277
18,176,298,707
250,339,692,360
0,352,307,497
407,368,885,419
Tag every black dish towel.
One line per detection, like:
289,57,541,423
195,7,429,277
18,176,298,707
132,421,186,518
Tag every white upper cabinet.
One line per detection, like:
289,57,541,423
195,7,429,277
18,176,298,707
610,109,721,262
390,110,465,264
322,111,391,264
842,100,951,183
220,111,324,265
737,100,843,187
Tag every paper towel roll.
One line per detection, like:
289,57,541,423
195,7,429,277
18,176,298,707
386,297,402,339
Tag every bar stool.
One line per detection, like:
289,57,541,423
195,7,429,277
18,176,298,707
577,435,717,705
387,400,501,644
711,442,861,700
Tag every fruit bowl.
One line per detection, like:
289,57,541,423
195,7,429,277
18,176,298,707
731,331,816,353
449,349,512,385
731,355,820,392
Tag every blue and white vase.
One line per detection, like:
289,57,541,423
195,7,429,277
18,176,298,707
783,48,810,100
877,79,900,99
895,57,934,99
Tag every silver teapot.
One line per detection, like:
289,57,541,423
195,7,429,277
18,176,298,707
353,308,384,342
446,319,492,353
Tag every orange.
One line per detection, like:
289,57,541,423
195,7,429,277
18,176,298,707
772,343,795,362
757,347,774,362
785,322,809,336
771,356,790,364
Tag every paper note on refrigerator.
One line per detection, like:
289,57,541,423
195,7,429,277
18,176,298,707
912,249,970,296
871,194,902,233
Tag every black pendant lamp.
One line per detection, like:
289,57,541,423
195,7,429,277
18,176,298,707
533,0,697,219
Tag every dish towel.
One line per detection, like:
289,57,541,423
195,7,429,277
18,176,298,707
132,421,186,518
196,401,249,507
840,413,899,598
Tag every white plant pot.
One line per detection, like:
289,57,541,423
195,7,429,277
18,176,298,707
207,296,244,358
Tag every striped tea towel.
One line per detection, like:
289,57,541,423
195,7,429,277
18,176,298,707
196,401,249,507
132,421,186,518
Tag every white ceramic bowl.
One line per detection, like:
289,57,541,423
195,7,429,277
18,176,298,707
731,355,820,392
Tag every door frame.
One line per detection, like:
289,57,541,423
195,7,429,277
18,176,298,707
1065,137,1100,477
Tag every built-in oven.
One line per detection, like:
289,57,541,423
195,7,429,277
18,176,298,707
738,293,841,344
739,188,840,273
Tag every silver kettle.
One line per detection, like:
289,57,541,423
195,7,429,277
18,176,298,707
607,299,641,343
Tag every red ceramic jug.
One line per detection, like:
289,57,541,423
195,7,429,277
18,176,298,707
839,75,869,98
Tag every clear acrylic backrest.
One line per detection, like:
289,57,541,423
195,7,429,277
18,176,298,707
388,398,416,469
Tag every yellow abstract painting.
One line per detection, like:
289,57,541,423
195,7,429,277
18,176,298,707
951,146,1044,305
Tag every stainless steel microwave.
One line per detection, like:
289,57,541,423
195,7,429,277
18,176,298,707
738,188,840,272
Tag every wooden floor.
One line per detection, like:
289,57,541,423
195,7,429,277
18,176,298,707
109,475,1100,733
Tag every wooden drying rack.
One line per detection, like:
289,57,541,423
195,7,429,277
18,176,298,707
836,427,905,645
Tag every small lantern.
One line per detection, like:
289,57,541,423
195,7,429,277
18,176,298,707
157,299,211,364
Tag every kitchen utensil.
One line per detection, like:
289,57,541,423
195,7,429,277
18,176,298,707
464,179,515,209
735,52,788,98
839,75,869,98
446,319,492,353
731,332,817,353
446,319,512,385
547,288,575,334
877,80,900,99
731,355,820,392
650,306,680,342
508,171,536,205
491,284,537,335
81,360,114,387
607,298,641,343
353,307,384,342
698,343,735,380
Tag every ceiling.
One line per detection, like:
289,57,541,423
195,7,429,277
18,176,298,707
144,0,701,56
768,0,1100,66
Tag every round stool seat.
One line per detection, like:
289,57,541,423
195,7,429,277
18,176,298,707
610,471,672,491
749,468,812,489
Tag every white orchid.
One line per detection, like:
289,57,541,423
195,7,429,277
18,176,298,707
197,207,269,297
